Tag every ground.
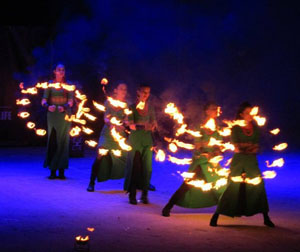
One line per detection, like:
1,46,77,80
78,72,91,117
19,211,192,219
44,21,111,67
0,147,299,252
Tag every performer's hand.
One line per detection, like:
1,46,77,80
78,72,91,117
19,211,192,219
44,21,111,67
58,106,65,112
48,105,56,112
129,124,136,130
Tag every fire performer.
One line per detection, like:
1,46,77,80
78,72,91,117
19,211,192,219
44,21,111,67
87,82,128,192
41,63,74,179
210,102,275,227
162,102,225,216
124,85,157,204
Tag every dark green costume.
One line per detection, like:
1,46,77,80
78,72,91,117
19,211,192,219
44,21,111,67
94,101,127,182
123,102,156,191
175,127,226,208
216,124,269,217
43,84,73,171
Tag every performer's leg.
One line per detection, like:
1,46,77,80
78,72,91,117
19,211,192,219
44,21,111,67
87,155,103,192
141,147,153,204
209,213,219,227
128,151,142,205
48,128,57,179
263,213,275,227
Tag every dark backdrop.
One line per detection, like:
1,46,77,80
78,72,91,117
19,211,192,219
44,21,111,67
0,0,299,150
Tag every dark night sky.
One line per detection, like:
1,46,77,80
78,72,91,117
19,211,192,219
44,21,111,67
0,0,299,149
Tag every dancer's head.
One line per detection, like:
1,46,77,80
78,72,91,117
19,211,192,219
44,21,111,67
204,101,219,119
53,63,65,82
137,85,151,102
236,102,253,122
113,81,127,101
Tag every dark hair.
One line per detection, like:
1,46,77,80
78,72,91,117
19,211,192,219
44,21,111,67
236,102,252,119
138,84,151,90
52,63,66,82
203,101,218,112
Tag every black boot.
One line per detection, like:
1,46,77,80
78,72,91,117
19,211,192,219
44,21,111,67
48,170,57,179
141,190,149,204
148,184,156,191
162,203,173,217
58,169,66,179
87,182,95,192
129,188,137,205
263,213,275,227
210,213,219,227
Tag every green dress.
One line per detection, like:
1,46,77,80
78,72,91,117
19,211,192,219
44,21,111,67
176,127,226,208
216,124,269,217
43,84,73,171
95,101,127,182
123,102,156,191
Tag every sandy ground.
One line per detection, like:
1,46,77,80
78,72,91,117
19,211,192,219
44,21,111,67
0,147,299,252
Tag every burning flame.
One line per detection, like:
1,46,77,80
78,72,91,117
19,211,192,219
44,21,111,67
165,103,184,124
167,155,192,165
168,143,178,153
209,155,224,166
218,127,231,137
35,129,46,136
262,170,277,179
111,149,122,157
65,115,86,125
110,117,122,126
107,97,127,109
75,236,89,242
84,113,97,121
266,158,284,168
98,148,109,155
155,149,166,162
181,172,195,179
124,108,132,115
273,143,288,151
18,112,30,118
27,122,35,129
250,106,259,116
215,168,230,177
186,180,213,191
35,82,48,89
214,178,228,189
21,87,38,95
16,98,31,106
75,90,87,101
85,140,98,147
253,115,266,126
203,118,216,131
93,101,106,112
101,78,108,85
231,175,262,185
136,101,145,110
110,127,132,151
225,158,232,167
270,128,280,135
223,120,246,128
70,126,82,137
61,83,76,92
208,137,222,147
82,126,94,135
87,227,95,232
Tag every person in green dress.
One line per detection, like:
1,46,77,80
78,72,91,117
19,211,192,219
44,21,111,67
87,82,129,192
124,85,157,205
41,63,74,179
210,102,275,227
162,102,225,217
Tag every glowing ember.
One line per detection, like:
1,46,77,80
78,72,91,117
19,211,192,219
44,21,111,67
214,178,228,189
107,97,127,109
273,143,288,151
110,127,132,151
98,148,109,155
155,149,166,162
84,113,97,121
168,143,178,153
124,108,132,115
181,172,195,179
87,227,95,232
136,101,145,110
262,170,277,179
253,115,266,126
70,126,82,137
16,98,31,106
19,82,24,89
110,117,123,126
17,112,30,118
167,155,192,165
75,90,87,101
27,122,35,129
65,115,86,125
111,149,122,157
21,87,38,95
266,158,284,168
165,103,184,124
93,101,106,112
270,128,280,135
35,129,46,136
250,106,259,116
85,140,98,147
218,127,231,137
82,126,94,135
101,78,108,85
203,118,216,131
209,155,224,166
75,235,89,242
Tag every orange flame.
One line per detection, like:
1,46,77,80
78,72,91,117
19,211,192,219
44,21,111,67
98,148,109,155
155,149,166,162
262,170,277,179
253,115,266,126
218,127,231,136
84,113,97,121
27,122,35,129
110,127,132,151
16,99,31,106
21,87,38,95
209,155,224,166
101,78,108,85
35,129,46,136
87,227,95,232
124,108,132,115
225,158,232,167
85,140,98,147
82,126,94,135
111,149,122,157
75,235,89,242
65,115,86,125
208,137,222,147
35,82,49,89
107,97,127,109
70,126,82,137
231,176,262,185
250,106,259,116
93,101,106,112
167,155,192,165
75,90,87,101
273,143,288,151
136,101,145,110
266,158,284,168
214,178,228,189
186,180,213,191
18,112,30,118
270,128,280,135
168,143,178,153
180,172,195,179
223,119,246,128
215,168,230,177
164,103,184,124
110,117,122,126
203,118,216,131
